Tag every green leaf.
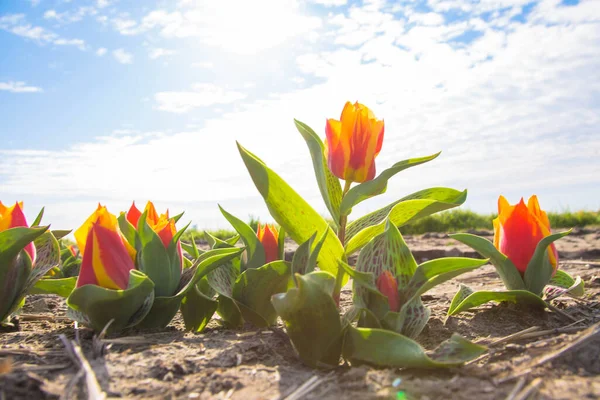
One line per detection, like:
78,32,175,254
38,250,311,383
547,270,585,298
345,188,468,254
448,284,474,316
0,226,49,265
271,271,343,368
450,233,525,290
181,236,201,260
172,211,185,224
181,280,218,332
292,232,315,275
0,251,32,323
117,213,138,248
32,207,44,226
384,302,430,339
30,277,77,297
278,226,286,260
219,205,265,269
25,230,61,290
340,152,441,216
524,230,571,296
343,327,486,368
204,231,236,249
237,142,345,279
447,290,546,316
51,230,72,240
137,210,179,297
216,295,243,328
135,295,182,330
294,119,343,226
232,261,292,327
403,257,489,304
66,270,155,333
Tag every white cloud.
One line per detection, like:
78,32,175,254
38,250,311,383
0,13,86,49
309,0,347,6
111,0,322,55
112,48,133,64
0,81,43,93
42,7,97,24
96,47,107,56
191,61,213,69
148,48,176,59
154,83,247,113
97,0,110,8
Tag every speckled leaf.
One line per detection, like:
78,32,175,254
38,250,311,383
448,284,474,315
219,206,265,270
544,270,585,298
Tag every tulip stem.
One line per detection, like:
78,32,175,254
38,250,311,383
333,180,353,305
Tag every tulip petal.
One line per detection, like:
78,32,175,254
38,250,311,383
126,202,142,227
144,201,160,226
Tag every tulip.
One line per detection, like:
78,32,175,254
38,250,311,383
493,195,558,275
126,201,182,269
325,101,385,183
376,270,400,312
256,223,279,263
0,201,36,263
74,205,136,290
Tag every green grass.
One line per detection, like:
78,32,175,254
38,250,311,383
181,209,599,242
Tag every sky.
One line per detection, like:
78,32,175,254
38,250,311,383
1,0,599,232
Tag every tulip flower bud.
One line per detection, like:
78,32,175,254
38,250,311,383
376,270,400,312
0,201,36,263
325,101,385,183
256,223,280,263
493,195,558,275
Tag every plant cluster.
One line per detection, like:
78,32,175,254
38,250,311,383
0,101,584,370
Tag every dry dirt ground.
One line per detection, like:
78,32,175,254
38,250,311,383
1,228,599,400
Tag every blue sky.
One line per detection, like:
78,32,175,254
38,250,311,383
1,0,599,231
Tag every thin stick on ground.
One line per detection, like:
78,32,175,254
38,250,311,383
513,378,542,400
59,334,106,400
505,377,526,400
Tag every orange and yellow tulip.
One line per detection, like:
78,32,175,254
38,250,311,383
0,201,36,263
493,195,558,275
325,101,385,183
75,205,136,289
256,223,279,263
376,270,400,312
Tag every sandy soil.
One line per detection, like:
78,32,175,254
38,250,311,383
1,228,599,400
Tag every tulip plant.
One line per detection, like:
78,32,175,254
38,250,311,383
66,203,242,333
0,202,61,325
198,206,291,328
237,101,487,368
447,195,584,316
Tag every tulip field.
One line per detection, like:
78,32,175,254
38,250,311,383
1,102,600,399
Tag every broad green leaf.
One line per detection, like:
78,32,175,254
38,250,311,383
294,119,343,226
237,142,345,278
340,152,441,216
25,231,61,290
137,210,179,297
524,230,571,296
30,277,77,298
346,187,467,244
177,247,244,297
271,272,343,368
181,280,218,332
292,232,315,275
232,261,292,327
343,327,486,368
0,252,32,323
136,295,182,329
447,290,546,316
546,270,585,297
345,189,468,254
216,294,243,328
278,226,286,260
382,304,430,339
0,226,49,265
66,270,155,333
219,205,265,269
403,257,489,304
450,233,525,290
